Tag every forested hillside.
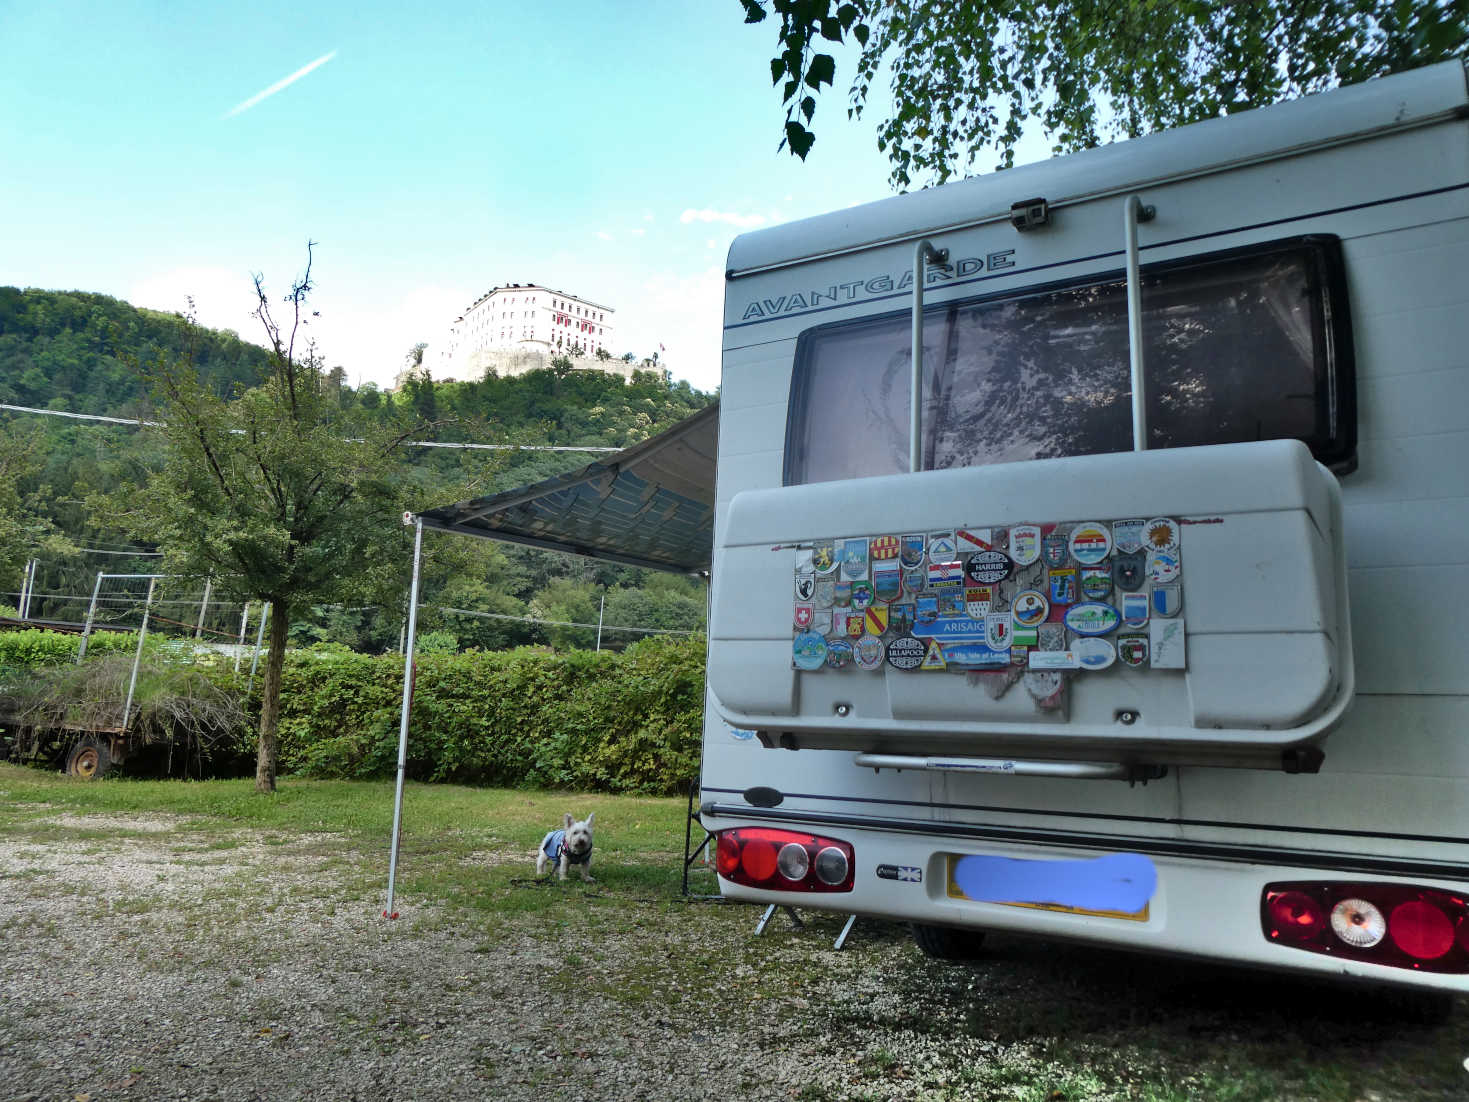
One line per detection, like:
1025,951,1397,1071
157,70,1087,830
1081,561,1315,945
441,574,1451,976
1,287,714,653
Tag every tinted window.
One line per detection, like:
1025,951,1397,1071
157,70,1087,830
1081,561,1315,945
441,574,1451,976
784,238,1352,485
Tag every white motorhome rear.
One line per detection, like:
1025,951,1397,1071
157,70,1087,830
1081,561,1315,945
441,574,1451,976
701,60,1469,990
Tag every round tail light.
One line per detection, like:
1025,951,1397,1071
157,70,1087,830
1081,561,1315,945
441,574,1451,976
776,842,810,882
1267,891,1325,941
1390,900,1455,960
813,845,849,886
739,838,778,883
1330,898,1386,948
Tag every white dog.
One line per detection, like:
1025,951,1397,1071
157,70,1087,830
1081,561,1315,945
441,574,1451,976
536,812,595,881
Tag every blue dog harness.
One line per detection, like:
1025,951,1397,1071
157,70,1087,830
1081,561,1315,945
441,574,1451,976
542,829,592,866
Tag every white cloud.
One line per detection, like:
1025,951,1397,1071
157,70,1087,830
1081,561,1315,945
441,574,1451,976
596,230,613,241
629,228,645,237
679,208,768,229
223,51,337,119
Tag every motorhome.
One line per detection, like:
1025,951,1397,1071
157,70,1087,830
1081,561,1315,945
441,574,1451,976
700,60,1469,991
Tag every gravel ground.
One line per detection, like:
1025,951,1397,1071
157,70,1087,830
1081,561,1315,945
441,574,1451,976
3,814,1469,1102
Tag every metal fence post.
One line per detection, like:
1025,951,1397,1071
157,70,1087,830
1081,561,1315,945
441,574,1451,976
77,571,104,662
121,577,156,730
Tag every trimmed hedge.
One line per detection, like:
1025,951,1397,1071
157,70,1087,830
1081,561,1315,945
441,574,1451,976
277,635,706,795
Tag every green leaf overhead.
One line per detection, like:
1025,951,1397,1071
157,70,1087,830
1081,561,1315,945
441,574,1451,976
740,0,1469,188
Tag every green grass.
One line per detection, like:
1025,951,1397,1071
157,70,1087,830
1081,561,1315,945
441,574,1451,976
0,762,698,919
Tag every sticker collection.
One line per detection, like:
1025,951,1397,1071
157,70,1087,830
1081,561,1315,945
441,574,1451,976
791,519,1186,706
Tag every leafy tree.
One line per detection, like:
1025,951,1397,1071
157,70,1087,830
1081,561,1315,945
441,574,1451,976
529,577,600,650
109,249,420,792
741,0,1469,188
0,423,72,585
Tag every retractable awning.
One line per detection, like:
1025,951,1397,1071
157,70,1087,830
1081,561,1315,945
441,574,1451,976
417,401,719,574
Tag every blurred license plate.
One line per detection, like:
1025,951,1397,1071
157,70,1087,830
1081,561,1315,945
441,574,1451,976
946,852,1152,922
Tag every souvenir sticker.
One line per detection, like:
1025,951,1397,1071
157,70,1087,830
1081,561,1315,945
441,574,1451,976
831,610,851,636
834,580,852,607
1151,584,1182,618
900,534,926,568
965,586,994,617
938,590,966,617
1012,590,1049,627
811,610,833,634
865,605,890,636
846,613,866,638
985,613,1011,650
1143,518,1180,553
794,604,813,630
1042,532,1070,567
1037,623,1067,651
1010,524,1042,566
870,535,901,561
1112,518,1146,554
1080,566,1112,600
794,548,814,573
1118,635,1149,667
812,576,836,608
929,560,964,588
811,541,838,574
965,550,1013,584
1112,549,1146,592
955,527,993,553
886,636,927,670
921,639,947,670
1150,618,1186,668
1029,649,1080,670
912,616,989,642
1064,602,1121,636
850,580,875,610
890,603,916,633
871,564,902,605
1073,637,1116,671
1011,624,1038,647
793,631,827,670
1121,591,1150,628
915,596,939,623
825,637,854,669
1049,568,1078,606
841,538,869,579
929,532,957,560
795,571,815,602
943,642,1010,669
1068,521,1113,565
902,567,927,594
854,634,886,670
1147,551,1181,585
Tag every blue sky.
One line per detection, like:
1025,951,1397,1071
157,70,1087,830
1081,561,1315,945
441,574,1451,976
0,1,920,392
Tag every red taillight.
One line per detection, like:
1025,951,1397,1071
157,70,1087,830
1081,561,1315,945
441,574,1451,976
713,827,854,893
1261,882,1469,973
1266,890,1325,942
1390,901,1455,960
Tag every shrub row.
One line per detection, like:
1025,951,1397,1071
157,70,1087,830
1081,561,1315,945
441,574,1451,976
0,628,140,669
276,635,706,795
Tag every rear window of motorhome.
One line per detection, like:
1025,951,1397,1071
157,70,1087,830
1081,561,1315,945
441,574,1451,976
783,237,1353,485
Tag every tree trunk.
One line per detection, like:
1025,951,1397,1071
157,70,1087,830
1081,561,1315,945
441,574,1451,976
255,600,290,793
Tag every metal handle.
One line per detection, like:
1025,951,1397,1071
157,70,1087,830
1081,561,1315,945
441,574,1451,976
910,239,949,473
1124,195,1155,452
855,752,1141,780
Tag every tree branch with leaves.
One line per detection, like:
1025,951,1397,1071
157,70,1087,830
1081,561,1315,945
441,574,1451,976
742,0,1469,190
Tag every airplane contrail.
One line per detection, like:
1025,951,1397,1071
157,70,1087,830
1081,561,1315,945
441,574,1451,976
224,50,338,119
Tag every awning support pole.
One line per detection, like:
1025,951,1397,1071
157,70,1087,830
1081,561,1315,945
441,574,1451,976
910,239,948,473
385,517,425,919
1124,195,1155,452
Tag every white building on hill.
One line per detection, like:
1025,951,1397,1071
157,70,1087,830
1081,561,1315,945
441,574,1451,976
439,283,626,379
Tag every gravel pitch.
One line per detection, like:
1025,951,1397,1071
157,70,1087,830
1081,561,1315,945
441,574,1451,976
3,814,1468,1102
